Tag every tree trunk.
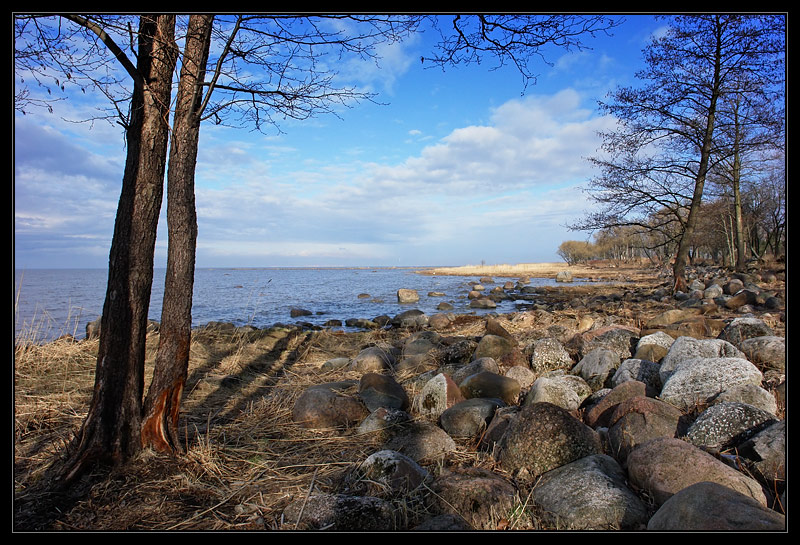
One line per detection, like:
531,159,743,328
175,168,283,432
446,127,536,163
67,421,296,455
672,20,723,293
58,15,178,485
142,15,214,453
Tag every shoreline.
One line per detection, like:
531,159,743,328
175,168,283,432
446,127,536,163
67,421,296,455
417,261,659,281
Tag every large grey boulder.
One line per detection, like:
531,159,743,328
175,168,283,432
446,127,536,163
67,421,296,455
717,316,775,346
739,336,785,371
531,454,649,530
530,337,573,374
523,373,592,412
611,358,662,397
659,357,763,410
659,336,745,384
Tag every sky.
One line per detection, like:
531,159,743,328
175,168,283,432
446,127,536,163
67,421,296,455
14,14,670,269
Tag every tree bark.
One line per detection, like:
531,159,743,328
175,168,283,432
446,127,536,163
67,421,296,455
142,15,214,453
59,15,177,484
671,20,723,293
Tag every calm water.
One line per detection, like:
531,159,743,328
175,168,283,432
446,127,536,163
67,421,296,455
14,267,561,342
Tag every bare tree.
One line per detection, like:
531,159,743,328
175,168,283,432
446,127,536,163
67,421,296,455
574,14,784,291
15,14,624,483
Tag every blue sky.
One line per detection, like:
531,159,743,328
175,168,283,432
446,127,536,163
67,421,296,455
14,15,668,269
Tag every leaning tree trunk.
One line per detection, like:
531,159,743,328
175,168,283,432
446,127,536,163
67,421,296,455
142,15,214,453
58,15,178,484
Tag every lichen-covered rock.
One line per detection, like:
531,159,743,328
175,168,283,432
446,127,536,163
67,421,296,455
523,373,591,412
359,449,430,494
658,336,744,384
739,336,785,371
685,401,777,451
717,316,775,346
531,454,649,530
412,373,463,418
498,402,602,480
659,357,763,410
530,337,573,374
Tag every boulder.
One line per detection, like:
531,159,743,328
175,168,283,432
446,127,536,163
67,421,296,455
532,454,649,530
632,330,675,362
646,482,784,531
659,357,763,410
282,493,396,531
504,365,536,390
737,419,786,486
359,450,430,494
358,373,410,412
412,373,464,418
659,336,745,384
530,337,573,374
556,270,573,282
391,309,428,328
498,402,602,481
717,317,775,346
292,382,369,429
685,401,778,451
472,334,524,367
583,380,647,429
739,336,785,371
523,374,592,412
611,358,662,397
397,288,420,303
350,346,396,372
626,437,767,507
428,467,517,530
606,395,684,466
711,382,778,415
439,398,505,437
572,348,620,391
459,371,520,405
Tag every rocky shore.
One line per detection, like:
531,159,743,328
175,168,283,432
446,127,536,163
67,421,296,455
219,263,786,530
16,262,786,531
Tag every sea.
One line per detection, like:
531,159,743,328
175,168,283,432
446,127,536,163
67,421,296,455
14,266,564,343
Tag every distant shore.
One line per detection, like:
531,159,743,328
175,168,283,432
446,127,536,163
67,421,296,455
418,260,658,281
